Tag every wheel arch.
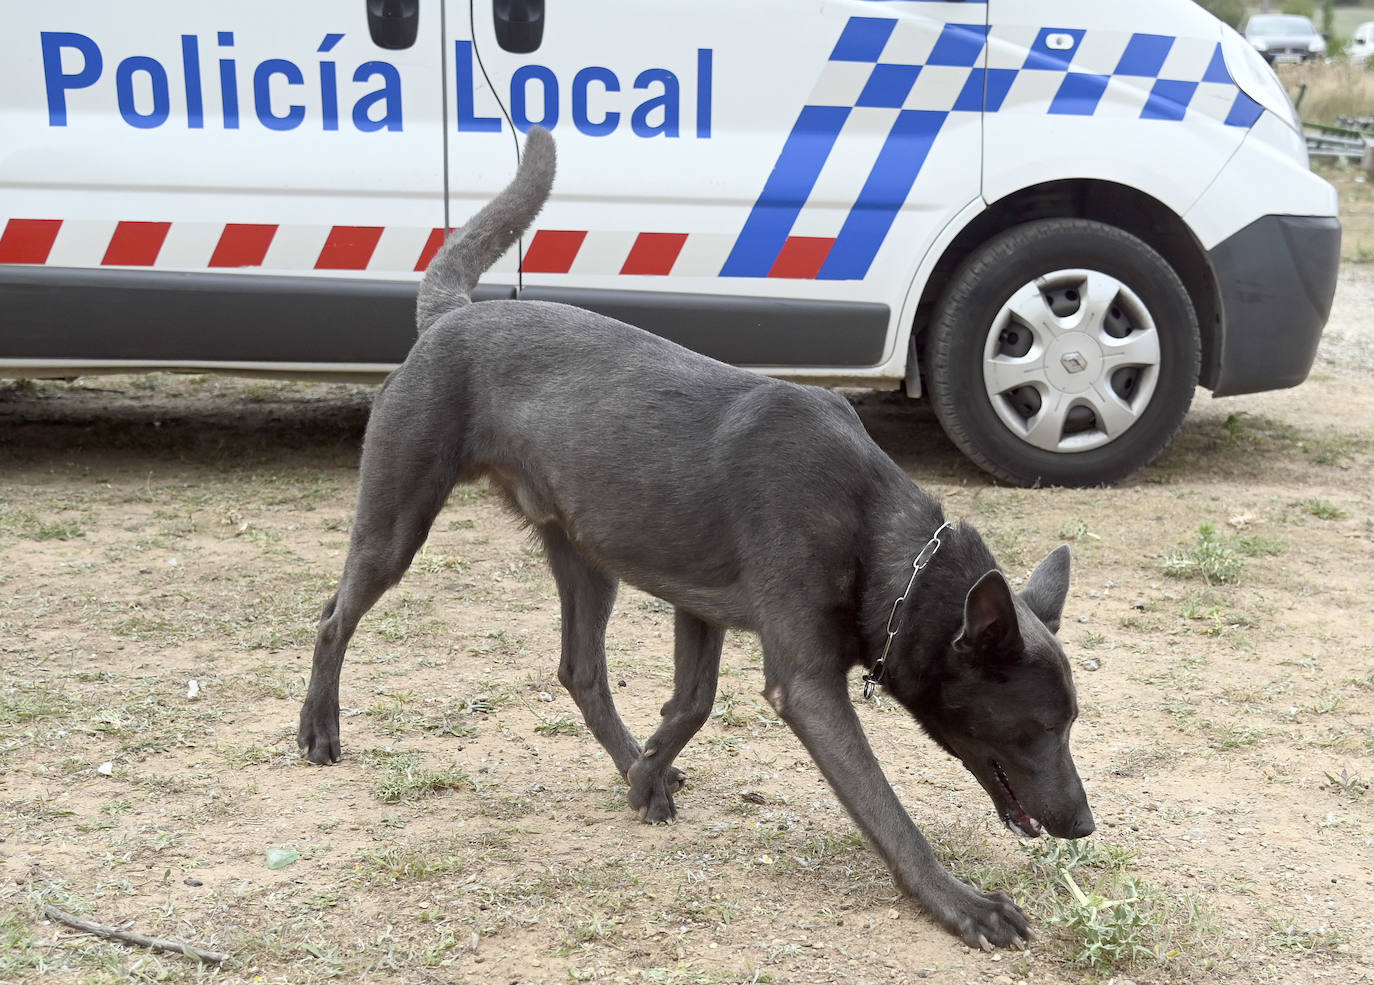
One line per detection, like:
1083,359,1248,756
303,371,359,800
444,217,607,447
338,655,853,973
911,180,1223,391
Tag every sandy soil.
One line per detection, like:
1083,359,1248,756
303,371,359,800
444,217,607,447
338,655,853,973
1,266,1372,985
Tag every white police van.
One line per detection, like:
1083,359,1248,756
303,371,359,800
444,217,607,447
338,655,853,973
0,1,1340,486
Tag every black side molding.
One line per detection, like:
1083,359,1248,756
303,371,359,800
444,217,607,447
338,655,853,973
0,267,890,371
519,285,890,367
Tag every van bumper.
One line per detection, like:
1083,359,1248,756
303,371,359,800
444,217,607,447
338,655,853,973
1207,214,1341,397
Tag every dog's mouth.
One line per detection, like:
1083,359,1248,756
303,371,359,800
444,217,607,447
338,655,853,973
991,760,1042,839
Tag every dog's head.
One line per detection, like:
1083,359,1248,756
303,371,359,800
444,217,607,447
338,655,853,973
909,545,1094,840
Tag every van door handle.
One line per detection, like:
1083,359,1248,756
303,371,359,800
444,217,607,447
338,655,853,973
367,0,419,50
493,0,544,53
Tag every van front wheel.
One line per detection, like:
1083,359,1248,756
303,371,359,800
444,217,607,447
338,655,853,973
925,219,1201,487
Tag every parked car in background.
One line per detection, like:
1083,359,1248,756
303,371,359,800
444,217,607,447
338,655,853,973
1243,13,1326,63
1347,21,1374,64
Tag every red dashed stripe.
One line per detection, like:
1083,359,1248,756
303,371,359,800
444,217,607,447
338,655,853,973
523,229,587,274
621,232,688,276
102,221,171,266
315,225,385,270
768,236,835,279
415,227,451,272
209,223,278,268
0,220,751,279
0,219,63,264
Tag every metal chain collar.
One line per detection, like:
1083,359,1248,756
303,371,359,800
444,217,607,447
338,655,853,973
862,521,954,701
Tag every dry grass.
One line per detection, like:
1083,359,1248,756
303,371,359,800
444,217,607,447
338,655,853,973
1280,59,1374,122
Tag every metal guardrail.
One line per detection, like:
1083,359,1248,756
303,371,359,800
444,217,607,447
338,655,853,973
1305,120,1369,162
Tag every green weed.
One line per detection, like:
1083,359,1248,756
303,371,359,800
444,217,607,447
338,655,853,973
1163,523,1243,584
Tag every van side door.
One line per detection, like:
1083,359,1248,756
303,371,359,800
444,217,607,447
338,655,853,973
453,0,989,379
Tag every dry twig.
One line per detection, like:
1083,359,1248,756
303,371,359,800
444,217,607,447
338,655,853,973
43,905,228,964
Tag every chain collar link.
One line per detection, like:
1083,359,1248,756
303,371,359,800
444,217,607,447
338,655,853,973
862,521,954,701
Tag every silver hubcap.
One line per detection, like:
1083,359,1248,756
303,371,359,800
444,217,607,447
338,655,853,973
982,269,1161,454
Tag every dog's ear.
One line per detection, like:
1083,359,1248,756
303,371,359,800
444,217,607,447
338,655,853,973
955,570,1023,660
1021,545,1071,635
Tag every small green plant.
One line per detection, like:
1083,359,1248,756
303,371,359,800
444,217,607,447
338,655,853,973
1020,837,1206,973
712,688,753,728
1163,523,1242,584
1057,520,1099,542
1267,914,1350,954
1295,498,1348,520
366,751,471,804
533,714,584,737
1322,767,1368,800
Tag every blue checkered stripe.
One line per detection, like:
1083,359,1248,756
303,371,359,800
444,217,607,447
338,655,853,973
999,28,1263,126
721,17,1265,282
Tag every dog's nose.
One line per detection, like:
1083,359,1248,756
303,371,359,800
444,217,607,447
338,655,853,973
1068,807,1095,839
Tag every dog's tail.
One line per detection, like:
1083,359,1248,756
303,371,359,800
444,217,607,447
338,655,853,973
415,126,556,331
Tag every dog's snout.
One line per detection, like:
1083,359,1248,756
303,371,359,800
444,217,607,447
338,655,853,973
1068,806,1095,839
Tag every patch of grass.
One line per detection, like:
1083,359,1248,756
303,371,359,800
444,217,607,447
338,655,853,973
0,504,84,541
0,680,78,726
356,842,472,883
364,750,471,804
1197,720,1267,751
1235,535,1285,557
1267,914,1350,954
1162,523,1243,585
1210,411,1370,467
1019,837,1216,974
1057,520,1100,542
414,545,469,574
1322,767,1369,801
533,714,584,737
1293,498,1349,521
712,689,755,728
0,906,43,978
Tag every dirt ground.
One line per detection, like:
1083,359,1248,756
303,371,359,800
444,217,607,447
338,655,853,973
3,259,1374,984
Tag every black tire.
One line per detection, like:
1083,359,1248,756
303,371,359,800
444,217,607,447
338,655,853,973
925,218,1201,487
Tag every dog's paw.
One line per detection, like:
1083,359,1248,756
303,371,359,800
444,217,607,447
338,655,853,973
297,701,342,765
627,758,679,823
931,885,1033,951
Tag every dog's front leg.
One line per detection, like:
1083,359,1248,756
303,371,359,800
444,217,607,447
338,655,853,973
763,661,1031,950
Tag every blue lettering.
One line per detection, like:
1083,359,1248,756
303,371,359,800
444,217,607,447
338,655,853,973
115,56,170,129
36,31,710,139
352,61,402,131
571,66,621,137
319,33,343,131
572,66,619,137
631,68,679,138
40,32,103,126
697,48,712,139
455,40,500,132
254,58,304,130
512,64,557,131
181,35,203,128
218,32,239,129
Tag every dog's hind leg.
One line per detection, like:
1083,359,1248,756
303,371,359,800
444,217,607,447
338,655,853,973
627,609,724,823
540,525,643,779
298,382,464,765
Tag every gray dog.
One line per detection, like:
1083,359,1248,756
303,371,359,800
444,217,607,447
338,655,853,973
297,126,1094,950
